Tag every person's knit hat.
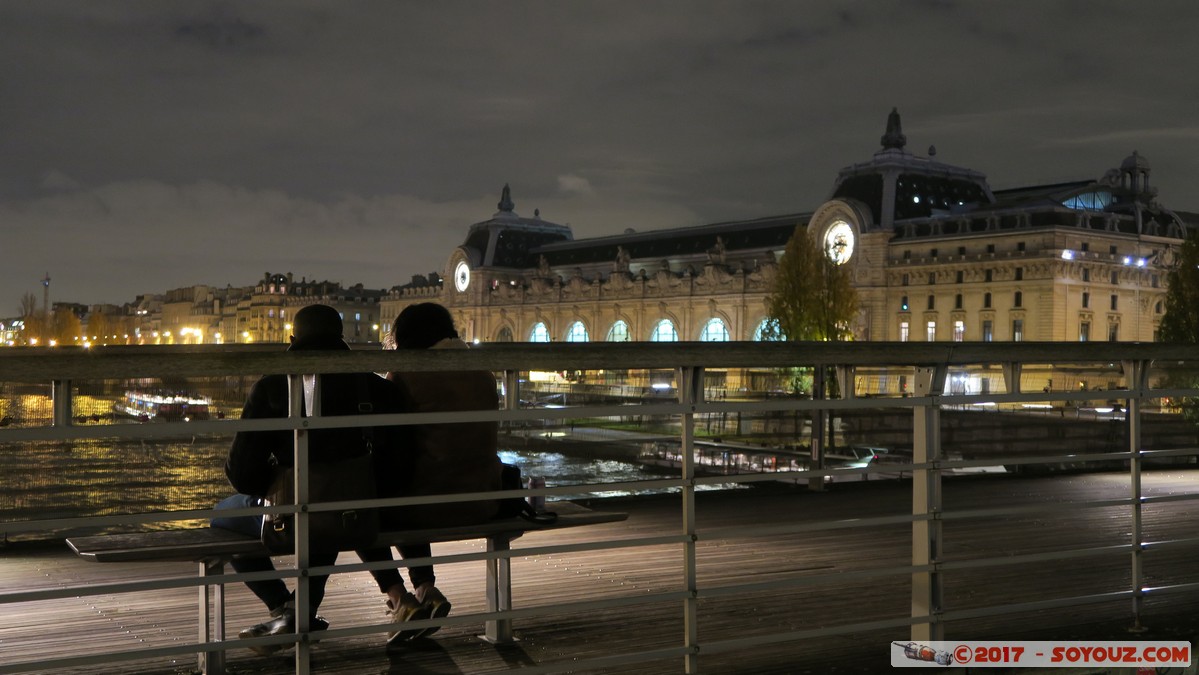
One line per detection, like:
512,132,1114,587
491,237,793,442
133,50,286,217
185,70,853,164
392,302,458,350
289,304,349,351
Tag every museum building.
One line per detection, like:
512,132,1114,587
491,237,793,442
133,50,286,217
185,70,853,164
381,110,1197,355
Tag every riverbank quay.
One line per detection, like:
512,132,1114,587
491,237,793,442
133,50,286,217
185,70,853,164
5,471,1199,674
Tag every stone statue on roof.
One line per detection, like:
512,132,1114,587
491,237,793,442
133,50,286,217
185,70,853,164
707,236,727,264
613,245,631,272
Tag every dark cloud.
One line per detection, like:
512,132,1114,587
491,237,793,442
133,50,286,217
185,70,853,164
174,6,266,49
0,0,1196,306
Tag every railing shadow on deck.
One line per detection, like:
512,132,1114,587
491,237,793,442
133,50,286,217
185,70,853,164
2,341,1199,673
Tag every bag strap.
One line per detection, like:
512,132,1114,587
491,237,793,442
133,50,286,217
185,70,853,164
355,375,375,454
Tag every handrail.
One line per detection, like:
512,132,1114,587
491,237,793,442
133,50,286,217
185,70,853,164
1,340,1196,381
1,342,1197,673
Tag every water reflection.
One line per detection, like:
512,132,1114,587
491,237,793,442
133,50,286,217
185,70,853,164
1,437,682,538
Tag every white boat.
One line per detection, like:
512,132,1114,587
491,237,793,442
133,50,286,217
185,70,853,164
113,391,212,422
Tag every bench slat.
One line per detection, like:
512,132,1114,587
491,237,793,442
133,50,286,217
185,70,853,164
67,527,264,563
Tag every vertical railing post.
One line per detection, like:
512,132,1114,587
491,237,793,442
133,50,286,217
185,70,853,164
678,366,701,673
911,365,944,642
199,559,226,675
288,374,313,675
503,370,520,413
51,379,72,427
1124,360,1147,632
809,366,826,492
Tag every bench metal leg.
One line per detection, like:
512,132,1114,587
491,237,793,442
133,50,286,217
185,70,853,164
199,559,226,675
481,535,515,644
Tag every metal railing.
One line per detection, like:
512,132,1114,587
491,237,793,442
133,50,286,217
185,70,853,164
1,341,1198,673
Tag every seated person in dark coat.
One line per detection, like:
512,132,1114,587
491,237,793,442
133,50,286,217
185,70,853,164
213,303,406,655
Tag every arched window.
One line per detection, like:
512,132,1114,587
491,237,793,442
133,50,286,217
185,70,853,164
607,320,630,342
565,321,589,342
650,319,678,342
529,322,550,343
754,318,783,341
700,318,729,342
495,326,514,342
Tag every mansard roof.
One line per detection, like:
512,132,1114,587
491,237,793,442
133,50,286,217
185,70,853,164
461,185,574,268
990,180,1095,208
531,212,808,268
829,109,994,226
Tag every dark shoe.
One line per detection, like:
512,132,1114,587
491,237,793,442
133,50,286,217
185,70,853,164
385,592,432,647
240,606,330,656
414,583,451,639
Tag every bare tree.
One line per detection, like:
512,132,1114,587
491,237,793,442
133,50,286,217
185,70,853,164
18,292,37,318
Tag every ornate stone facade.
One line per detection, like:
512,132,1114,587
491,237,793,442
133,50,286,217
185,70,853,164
382,111,1197,350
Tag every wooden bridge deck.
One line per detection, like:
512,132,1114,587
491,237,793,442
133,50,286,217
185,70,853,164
5,471,1199,674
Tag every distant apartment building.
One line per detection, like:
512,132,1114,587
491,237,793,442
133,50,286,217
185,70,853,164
227,273,383,345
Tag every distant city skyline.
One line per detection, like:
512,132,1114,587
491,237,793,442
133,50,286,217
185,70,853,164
3,1,1197,307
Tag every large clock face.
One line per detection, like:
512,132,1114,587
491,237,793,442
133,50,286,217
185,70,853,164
824,220,855,265
454,261,471,292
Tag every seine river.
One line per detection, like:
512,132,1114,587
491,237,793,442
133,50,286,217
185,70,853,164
0,434,682,541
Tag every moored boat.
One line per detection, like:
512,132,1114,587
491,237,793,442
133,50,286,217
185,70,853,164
113,391,212,422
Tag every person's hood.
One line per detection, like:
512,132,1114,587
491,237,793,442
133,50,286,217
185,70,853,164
429,337,470,350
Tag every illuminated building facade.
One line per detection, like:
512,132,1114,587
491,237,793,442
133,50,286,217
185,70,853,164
382,111,1197,358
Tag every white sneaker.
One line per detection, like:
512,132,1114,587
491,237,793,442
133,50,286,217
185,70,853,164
414,582,452,639
385,591,430,646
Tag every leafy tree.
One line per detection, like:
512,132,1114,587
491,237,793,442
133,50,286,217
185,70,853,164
87,312,113,345
764,223,861,458
1158,233,1199,423
1159,233,1199,343
51,310,82,346
765,223,859,342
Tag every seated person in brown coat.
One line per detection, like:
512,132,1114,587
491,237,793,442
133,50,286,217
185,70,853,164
359,302,503,645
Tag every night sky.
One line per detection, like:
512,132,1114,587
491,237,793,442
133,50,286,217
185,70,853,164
2,1,1196,308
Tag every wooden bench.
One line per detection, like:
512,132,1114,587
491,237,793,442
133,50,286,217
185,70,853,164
66,502,627,675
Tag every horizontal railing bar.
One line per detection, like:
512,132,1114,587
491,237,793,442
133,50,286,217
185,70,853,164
938,588,1133,622
699,563,933,599
940,496,1134,521
700,614,924,654
698,512,928,540
0,477,687,534
496,645,694,675
1143,580,1199,596
2,341,1193,381
1,396,1193,446
0,638,244,674
1141,492,1199,506
4,531,689,605
0,567,299,605
302,588,694,643
322,533,690,578
1140,447,1199,460
1141,536,1199,553
939,543,1135,570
